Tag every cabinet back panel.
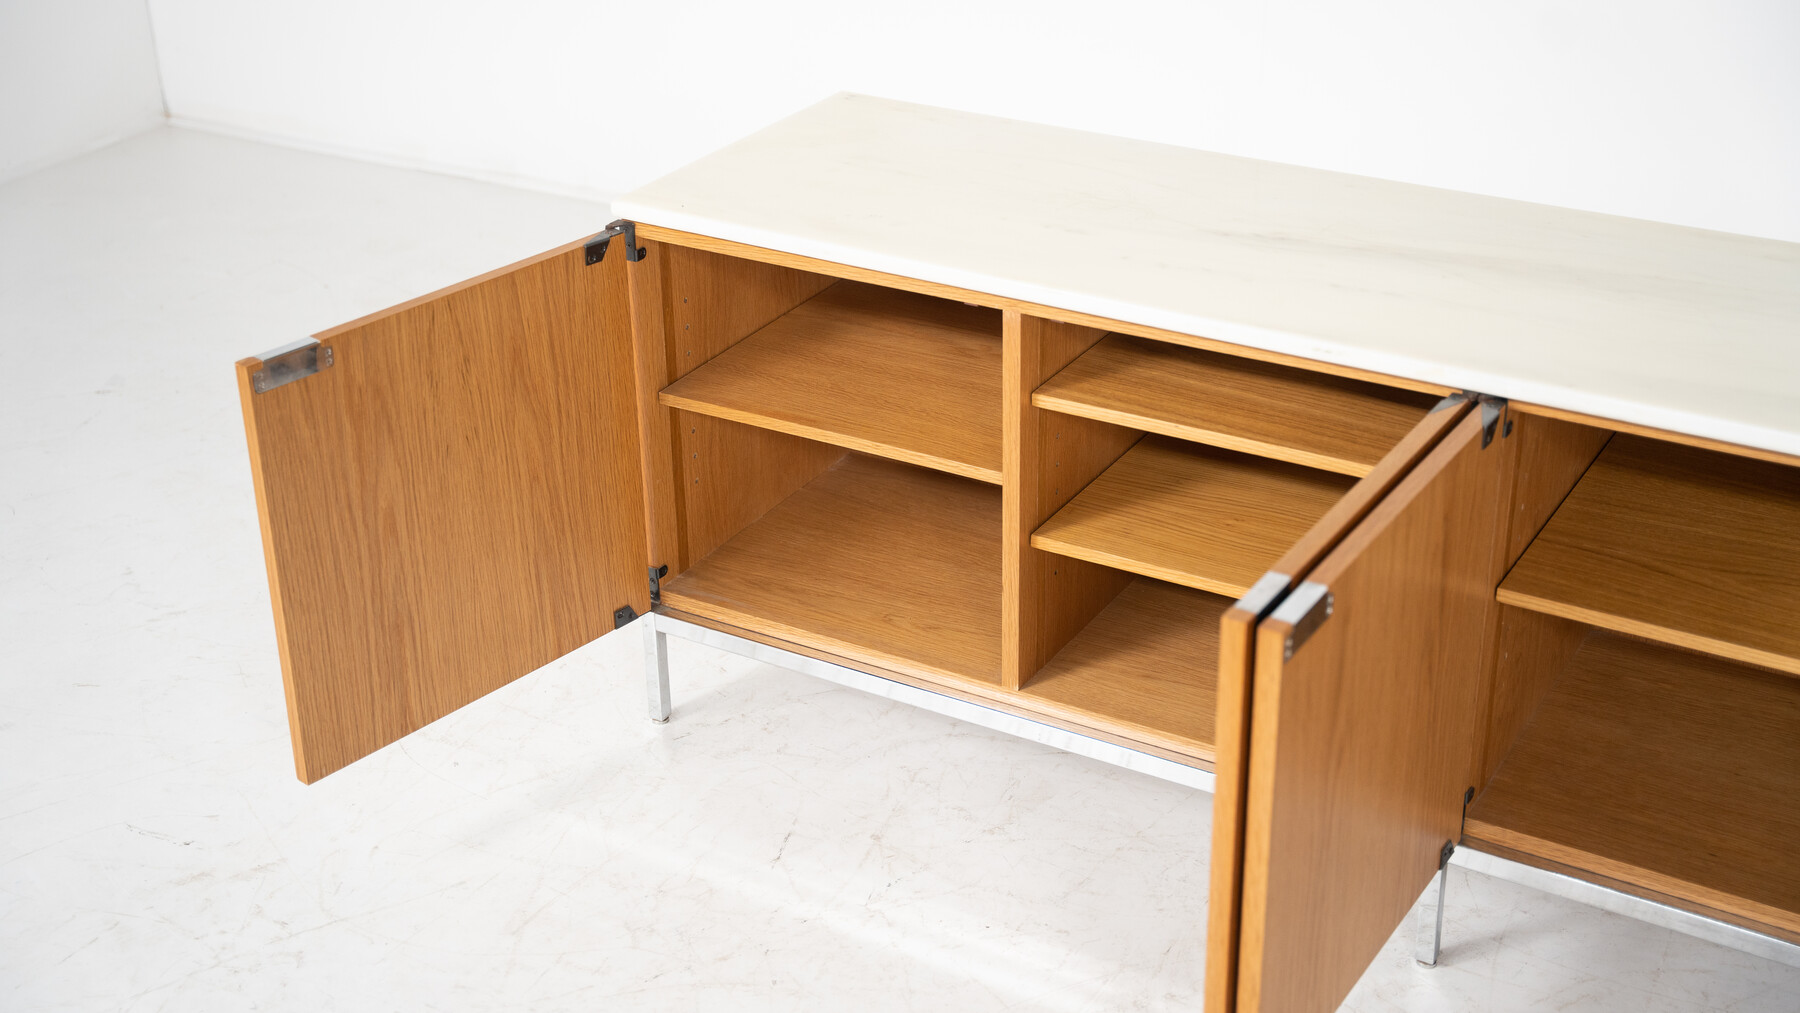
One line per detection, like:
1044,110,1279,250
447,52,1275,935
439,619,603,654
1466,633,1800,943
648,244,840,571
661,244,834,382
674,411,844,569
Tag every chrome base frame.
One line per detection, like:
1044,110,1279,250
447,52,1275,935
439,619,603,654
1415,859,1449,966
637,611,1799,970
1451,846,1800,969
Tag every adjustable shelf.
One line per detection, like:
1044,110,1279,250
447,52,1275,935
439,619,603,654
660,453,1001,688
658,281,1004,483
1021,577,1227,764
1034,334,1439,476
1498,435,1800,677
1465,632,1800,943
1031,436,1355,598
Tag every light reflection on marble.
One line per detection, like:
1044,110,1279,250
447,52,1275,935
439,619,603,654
1,128,1796,1012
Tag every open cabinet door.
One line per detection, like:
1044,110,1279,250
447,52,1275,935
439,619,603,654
1233,405,1513,1013
1204,394,1473,1013
236,236,651,783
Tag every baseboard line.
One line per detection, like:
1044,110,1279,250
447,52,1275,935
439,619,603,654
166,115,616,207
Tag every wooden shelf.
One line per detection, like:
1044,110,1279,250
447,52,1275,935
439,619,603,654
1034,333,1438,476
1465,632,1800,943
661,453,1001,687
1498,435,1800,677
1022,578,1226,764
659,281,1003,483
1031,436,1355,598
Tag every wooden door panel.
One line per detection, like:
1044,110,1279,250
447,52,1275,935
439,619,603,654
1235,407,1512,1013
1203,394,1472,1013
237,238,649,783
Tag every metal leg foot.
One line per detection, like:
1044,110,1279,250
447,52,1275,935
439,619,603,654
643,613,671,723
1415,853,1450,967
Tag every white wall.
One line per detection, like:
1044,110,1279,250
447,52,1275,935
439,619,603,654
148,1,1800,241
1,1,166,183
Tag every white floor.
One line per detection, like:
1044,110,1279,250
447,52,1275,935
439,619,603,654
1,128,1796,1013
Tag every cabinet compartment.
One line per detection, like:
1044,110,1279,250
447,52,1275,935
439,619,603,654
1034,333,1439,476
1466,630,1800,943
1030,435,1356,597
1021,575,1228,763
658,281,1003,482
660,451,1002,689
1469,433,1800,944
1498,435,1800,676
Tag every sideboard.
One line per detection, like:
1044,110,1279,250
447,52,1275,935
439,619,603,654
235,94,1800,1012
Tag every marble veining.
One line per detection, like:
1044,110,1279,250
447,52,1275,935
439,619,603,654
616,94,1800,457
3,127,1798,1012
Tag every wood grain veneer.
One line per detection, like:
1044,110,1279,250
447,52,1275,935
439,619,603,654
1020,578,1226,761
661,454,1001,688
1001,312,1137,691
659,281,1004,482
1237,410,1511,1013
1202,392,1470,1013
1034,333,1438,476
1032,436,1356,598
1465,632,1800,943
656,605,1214,771
238,241,650,783
651,243,839,571
1498,435,1800,677
1496,414,1612,569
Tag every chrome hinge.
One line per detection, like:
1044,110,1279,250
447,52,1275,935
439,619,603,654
1236,571,1292,620
250,339,332,394
648,563,668,604
1273,580,1334,661
586,219,645,265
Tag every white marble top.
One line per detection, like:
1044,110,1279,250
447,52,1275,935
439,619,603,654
615,94,1800,457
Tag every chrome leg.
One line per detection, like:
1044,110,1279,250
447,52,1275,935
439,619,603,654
1415,859,1450,967
643,612,671,723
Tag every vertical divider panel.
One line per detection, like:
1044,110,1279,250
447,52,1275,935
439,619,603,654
1001,312,1138,691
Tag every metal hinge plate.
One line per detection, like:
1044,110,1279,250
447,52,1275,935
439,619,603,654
1478,394,1511,448
1236,571,1292,620
1427,390,1471,414
613,604,639,629
648,564,668,604
1273,580,1334,661
585,219,645,265
250,339,333,394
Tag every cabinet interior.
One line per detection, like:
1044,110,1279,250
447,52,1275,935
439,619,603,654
1472,433,1800,943
642,240,1451,769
